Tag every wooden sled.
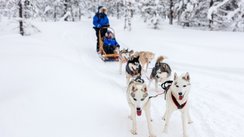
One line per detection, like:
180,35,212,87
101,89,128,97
98,27,119,62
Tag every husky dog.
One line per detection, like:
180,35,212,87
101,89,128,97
127,77,156,137
149,56,171,91
125,55,142,85
119,49,134,74
163,72,193,137
138,51,155,72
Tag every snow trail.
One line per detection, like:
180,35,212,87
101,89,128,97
0,18,244,137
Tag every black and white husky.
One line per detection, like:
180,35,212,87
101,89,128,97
163,72,193,137
149,56,171,90
119,48,134,74
125,55,142,85
126,77,156,137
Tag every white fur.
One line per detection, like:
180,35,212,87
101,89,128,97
127,81,156,137
163,72,193,137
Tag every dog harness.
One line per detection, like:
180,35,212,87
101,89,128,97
161,80,173,100
171,93,187,109
148,80,173,99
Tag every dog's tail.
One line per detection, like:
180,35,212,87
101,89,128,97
156,56,166,64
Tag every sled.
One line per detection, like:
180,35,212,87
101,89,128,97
98,27,119,62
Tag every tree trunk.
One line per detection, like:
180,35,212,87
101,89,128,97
169,0,174,25
24,0,29,19
78,7,82,21
117,2,120,19
18,0,24,36
209,0,214,29
54,6,57,22
64,0,69,21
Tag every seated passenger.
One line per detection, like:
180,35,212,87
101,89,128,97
103,31,120,54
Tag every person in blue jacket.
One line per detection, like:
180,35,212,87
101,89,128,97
93,6,110,52
103,31,120,54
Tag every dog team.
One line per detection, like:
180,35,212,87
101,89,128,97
119,49,193,137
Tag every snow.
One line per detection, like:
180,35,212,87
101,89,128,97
1,17,244,137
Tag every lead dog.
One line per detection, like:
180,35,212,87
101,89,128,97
163,72,193,137
127,77,156,137
149,56,171,91
119,48,134,74
125,54,142,85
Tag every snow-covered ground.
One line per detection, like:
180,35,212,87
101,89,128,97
0,18,244,137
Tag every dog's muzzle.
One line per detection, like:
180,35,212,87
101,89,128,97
178,92,184,100
136,107,142,116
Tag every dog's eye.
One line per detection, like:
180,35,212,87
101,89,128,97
183,85,187,87
141,98,144,101
133,98,137,101
176,85,179,88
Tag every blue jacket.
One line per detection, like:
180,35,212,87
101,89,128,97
104,38,119,47
93,13,109,28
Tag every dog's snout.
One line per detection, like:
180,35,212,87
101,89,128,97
178,92,183,96
136,107,141,111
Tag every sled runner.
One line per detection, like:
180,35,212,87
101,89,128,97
98,27,119,62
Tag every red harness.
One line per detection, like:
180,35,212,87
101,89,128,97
171,93,187,109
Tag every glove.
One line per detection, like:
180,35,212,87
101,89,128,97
96,24,101,28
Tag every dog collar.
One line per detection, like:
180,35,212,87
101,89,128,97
171,93,187,109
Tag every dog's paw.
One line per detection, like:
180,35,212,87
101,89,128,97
130,129,137,135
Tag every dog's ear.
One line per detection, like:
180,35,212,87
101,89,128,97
183,72,190,81
174,72,178,80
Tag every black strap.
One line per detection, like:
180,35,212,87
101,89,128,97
161,80,173,100
134,76,144,83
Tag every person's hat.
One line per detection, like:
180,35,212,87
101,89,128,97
99,7,108,13
98,6,103,12
106,31,113,38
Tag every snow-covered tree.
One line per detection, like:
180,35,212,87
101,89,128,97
176,0,197,27
208,0,244,31
140,0,162,28
124,0,135,31
0,0,243,32
116,0,125,19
